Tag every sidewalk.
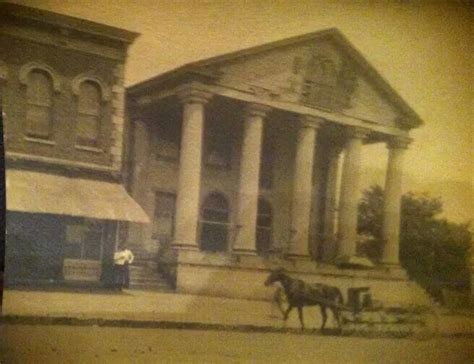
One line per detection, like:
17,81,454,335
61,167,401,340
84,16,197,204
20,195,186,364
1,288,474,337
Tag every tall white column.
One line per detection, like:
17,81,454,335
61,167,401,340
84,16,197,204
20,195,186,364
234,103,270,254
289,115,323,258
173,84,212,250
382,136,411,265
322,143,343,261
337,127,369,259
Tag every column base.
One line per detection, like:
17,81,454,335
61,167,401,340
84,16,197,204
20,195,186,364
335,255,375,269
232,248,257,256
380,263,408,279
172,243,199,251
286,254,315,270
287,253,311,260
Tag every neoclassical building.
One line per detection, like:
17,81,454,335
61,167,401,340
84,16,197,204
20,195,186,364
126,29,430,304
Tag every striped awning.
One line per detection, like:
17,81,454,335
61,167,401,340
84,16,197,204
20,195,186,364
6,169,150,223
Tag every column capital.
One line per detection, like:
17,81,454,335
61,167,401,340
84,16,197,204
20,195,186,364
245,103,272,118
346,126,371,140
299,115,325,129
177,83,213,105
387,136,412,150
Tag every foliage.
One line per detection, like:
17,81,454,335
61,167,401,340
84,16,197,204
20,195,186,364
358,185,472,302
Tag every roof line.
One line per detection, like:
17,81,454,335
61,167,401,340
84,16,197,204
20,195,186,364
127,28,422,128
128,28,340,93
0,2,140,43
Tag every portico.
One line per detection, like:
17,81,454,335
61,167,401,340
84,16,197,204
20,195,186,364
126,28,425,305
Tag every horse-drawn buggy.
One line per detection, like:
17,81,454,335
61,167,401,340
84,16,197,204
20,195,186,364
265,268,384,332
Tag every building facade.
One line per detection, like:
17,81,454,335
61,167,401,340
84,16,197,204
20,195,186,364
1,3,148,286
126,29,431,305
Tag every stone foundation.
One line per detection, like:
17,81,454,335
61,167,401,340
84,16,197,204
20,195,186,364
174,250,432,307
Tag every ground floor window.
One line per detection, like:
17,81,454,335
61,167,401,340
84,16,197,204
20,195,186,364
199,192,230,252
64,219,104,261
4,213,115,285
5,212,64,281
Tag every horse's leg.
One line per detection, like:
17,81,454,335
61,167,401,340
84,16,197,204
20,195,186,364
331,307,341,330
297,306,304,330
283,305,293,321
320,305,328,331
276,288,286,317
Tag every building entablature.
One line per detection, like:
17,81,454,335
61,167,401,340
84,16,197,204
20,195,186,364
0,3,139,61
130,78,412,144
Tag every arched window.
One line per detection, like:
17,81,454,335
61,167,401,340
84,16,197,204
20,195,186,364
26,69,54,139
199,192,230,252
256,198,273,255
77,80,102,147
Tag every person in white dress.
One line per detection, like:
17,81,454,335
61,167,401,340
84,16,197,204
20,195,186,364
113,246,134,290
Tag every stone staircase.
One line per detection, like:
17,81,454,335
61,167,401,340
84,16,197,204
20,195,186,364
128,245,174,292
129,264,174,291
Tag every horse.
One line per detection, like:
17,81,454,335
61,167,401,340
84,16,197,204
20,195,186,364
264,268,344,331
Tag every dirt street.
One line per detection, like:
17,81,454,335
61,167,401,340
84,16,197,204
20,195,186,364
1,323,473,364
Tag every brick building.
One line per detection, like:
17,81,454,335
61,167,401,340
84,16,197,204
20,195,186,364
1,3,148,286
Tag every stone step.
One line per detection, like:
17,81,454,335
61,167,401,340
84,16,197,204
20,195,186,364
131,280,170,289
130,272,158,280
131,276,168,284
130,283,174,292
129,265,173,292
132,261,158,269
126,246,155,260
129,267,155,274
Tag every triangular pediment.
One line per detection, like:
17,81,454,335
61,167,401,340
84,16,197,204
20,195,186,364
186,29,421,130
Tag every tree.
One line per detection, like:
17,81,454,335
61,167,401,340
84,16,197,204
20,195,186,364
358,185,472,302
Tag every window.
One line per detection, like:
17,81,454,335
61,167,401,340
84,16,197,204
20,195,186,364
199,192,230,252
256,198,273,256
77,80,102,147
64,219,104,261
156,117,181,161
152,192,176,242
26,69,54,139
205,120,232,168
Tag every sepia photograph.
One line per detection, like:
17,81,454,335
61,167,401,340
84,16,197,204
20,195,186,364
0,0,472,362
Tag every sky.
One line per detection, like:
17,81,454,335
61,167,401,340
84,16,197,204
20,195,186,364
8,0,473,223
